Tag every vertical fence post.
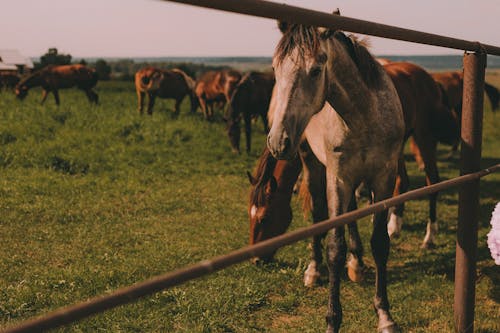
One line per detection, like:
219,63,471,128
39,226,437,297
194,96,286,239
454,50,486,333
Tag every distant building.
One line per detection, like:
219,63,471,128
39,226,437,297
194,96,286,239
0,49,34,75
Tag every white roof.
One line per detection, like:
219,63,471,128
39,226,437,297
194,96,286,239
0,62,18,70
0,49,34,68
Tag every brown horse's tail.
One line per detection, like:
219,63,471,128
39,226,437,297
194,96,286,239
484,82,499,112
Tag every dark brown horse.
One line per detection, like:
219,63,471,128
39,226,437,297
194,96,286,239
0,73,20,91
226,71,274,153
135,67,196,116
194,69,241,120
15,64,98,105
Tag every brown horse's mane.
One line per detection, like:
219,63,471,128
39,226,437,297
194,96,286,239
275,24,381,89
249,147,278,207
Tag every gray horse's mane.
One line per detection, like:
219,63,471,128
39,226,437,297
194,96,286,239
275,24,382,89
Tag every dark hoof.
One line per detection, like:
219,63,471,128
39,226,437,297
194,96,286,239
421,241,436,250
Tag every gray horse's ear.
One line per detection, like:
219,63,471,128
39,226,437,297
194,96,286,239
247,171,257,185
277,20,289,34
319,8,341,39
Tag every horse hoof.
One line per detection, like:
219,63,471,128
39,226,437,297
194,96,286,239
347,258,364,283
379,324,400,333
421,241,436,250
304,262,320,287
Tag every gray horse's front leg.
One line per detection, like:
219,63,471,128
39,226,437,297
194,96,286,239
324,172,351,333
372,176,400,333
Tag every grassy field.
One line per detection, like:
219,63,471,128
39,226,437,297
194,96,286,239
0,74,499,333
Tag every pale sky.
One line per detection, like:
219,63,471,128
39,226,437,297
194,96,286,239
1,0,499,58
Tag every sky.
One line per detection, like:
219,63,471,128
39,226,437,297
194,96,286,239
1,0,499,58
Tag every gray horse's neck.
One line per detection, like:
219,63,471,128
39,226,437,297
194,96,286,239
325,38,382,126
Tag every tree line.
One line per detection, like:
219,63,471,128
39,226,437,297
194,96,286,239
34,48,229,81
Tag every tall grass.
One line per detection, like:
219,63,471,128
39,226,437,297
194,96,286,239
0,77,498,332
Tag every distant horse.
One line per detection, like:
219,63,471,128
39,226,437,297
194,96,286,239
134,67,196,116
194,69,241,120
431,70,499,154
226,71,274,153
15,64,98,105
0,73,20,91
267,22,404,333
384,62,459,248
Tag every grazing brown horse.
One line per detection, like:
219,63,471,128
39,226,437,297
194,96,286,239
0,73,20,91
15,64,98,105
226,71,274,153
135,67,196,116
384,62,459,248
194,69,241,120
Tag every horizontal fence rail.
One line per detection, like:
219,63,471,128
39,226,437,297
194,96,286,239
163,0,500,56
3,164,499,333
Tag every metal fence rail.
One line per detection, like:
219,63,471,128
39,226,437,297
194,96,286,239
3,1,500,332
163,0,500,56
3,164,499,333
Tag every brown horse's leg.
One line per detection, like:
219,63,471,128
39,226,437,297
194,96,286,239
40,89,49,105
174,97,182,116
52,90,60,106
199,98,209,120
261,111,269,133
85,89,98,104
371,174,399,333
414,137,440,249
409,137,425,170
388,154,409,238
300,146,328,287
244,114,252,153
147,93,156,115
137,91,145,114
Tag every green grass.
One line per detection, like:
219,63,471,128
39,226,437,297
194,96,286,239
0,77,499,333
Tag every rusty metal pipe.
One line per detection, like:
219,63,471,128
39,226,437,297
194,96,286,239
453,51,486,333
3,164,499,333
162,0,500,56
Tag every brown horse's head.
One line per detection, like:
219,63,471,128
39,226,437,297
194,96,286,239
15,84,29,100
248,149,294,263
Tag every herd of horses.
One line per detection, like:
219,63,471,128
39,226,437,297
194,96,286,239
2,20,499,333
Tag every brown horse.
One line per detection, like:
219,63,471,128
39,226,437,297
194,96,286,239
15,64,98,105
226,71,274,153
135,67,196,116
194,69,241,120
384,62,459,248
0,73,20,91
431,70,499,154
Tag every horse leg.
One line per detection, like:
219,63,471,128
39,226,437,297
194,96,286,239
137,91,145,114
409,137,425,170
324,166,351,333
415,137,440,249
244,114,252,154
147,93,156,115
346,192,365,283
388,154,408,238
371,174,399,333
85,89,98,104
299,141,328,287
199,98,209,120
174,98,182,117
261,112,269,133
40,89,49,105
52,90,60,106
